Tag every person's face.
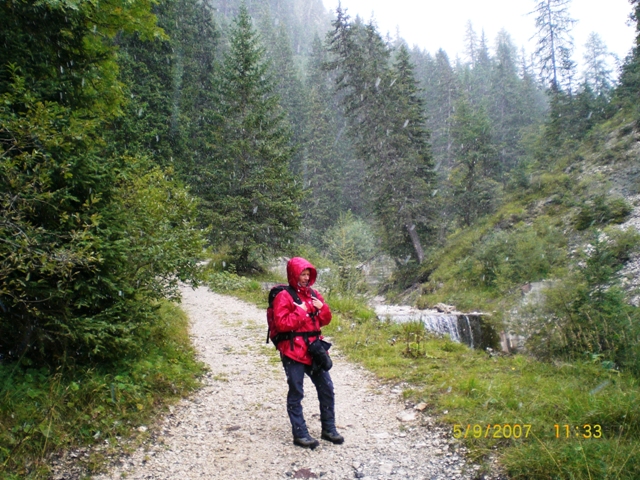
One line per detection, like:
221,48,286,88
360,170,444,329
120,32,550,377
298,269,311,287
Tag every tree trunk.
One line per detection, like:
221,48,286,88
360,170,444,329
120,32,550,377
406,223,425,264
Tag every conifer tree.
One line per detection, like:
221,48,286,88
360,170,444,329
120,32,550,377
327,10,436,264
616,1,640,112
298,36,355,244
112,0,219,175
583,32,615,97
489,31,531,176
258,10,307,174
428,49,459,169
204,5,302,270
450,97,499,226
530,0,577,91
464,21,479,66
0,0,204,364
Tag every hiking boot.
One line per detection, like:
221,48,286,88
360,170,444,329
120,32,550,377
293,435,320,449
321,430,344,444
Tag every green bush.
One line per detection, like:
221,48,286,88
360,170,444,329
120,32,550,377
575,195,633,230
206,271,258,293
461,219,567,292
322,212,375,295
526,229,640,375
0,3,203,366
0,302,204,479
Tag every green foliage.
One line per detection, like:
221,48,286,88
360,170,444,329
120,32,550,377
111,0,219,173
614,2,640,116
202,6,302,271
324,212,377,264
575,195,633,230
297,37,353,244
319,213,375,295
206,271,258,293
0,0,161,114
419,211,567,316
526,229,640,375
0,302,204,479
323,295,376,323
464,220,567,291
0,76,204,362
400,321,429,358
327,13,436,264
450,97,500,226
0,2,205,364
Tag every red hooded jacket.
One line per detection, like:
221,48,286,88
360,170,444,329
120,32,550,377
272,257,332,365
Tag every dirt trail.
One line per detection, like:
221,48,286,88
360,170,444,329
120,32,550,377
91,286,481,480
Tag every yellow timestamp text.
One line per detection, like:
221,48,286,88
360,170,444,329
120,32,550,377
554,424,603,439
452,423,531,439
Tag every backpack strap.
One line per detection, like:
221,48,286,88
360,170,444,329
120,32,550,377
272,331,322,350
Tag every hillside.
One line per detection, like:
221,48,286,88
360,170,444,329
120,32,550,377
406,107,640,374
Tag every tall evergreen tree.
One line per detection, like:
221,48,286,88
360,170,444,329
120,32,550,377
204,5,302,270
450,97,499,226
530,0,577,91
615,0,640,109
112,0,219,175
258,11,307,174
0,0,204,363
428,49,459,170
464,21,479,66
583,32,615,97
327,10,436,264
489,30,532,177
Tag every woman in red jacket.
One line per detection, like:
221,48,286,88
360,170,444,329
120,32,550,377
272,257,344,449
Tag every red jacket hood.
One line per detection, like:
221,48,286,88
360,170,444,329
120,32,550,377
286,257,317,289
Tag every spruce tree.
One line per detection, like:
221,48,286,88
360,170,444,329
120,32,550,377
111,0,219,174
582,32,615,97
298,36,353,244
327,10,436,264
617,0,640,109
450,97,499,226
0,0,204,364
530,0,577,91
204,5,302,270
428,49,459,170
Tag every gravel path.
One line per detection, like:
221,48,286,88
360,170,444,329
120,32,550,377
92,286,482,480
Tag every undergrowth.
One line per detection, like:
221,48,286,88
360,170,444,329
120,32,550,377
0,302,204,479
322,310,640,479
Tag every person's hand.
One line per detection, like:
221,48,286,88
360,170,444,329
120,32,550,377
297,301,308,311
312,298,323,310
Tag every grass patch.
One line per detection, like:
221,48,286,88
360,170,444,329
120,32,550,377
0,302,205,479
323,311,640,479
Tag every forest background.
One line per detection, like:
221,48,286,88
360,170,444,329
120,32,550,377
2,0,640,478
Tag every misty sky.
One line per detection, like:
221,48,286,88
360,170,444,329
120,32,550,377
322,0,635,68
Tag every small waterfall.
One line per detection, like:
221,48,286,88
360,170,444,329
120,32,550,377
464,315,474,349
419,313,461,342
374,305,498,350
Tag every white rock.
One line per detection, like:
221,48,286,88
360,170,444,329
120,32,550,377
396,410,418,422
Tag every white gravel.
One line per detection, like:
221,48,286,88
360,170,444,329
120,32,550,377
86,286,486,480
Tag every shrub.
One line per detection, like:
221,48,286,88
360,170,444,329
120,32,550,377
461,219,567,292
575,195,633,230
525,230,640,375
206,271,257,293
